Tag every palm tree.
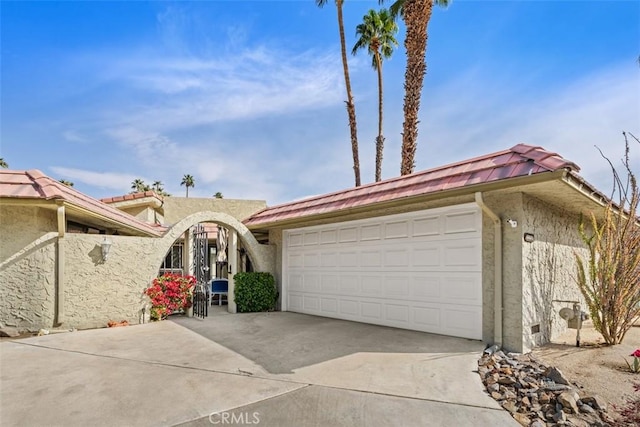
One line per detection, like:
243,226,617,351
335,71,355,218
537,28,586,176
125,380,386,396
352,8,398,182
181,174,195,197
59,179,74,187
316,0,361,187
385,0,450,175
131,178,148,193
213,192,224,199
152,180,164,193
0,158,8,168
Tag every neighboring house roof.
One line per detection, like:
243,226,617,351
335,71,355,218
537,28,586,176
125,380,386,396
101,191,164,206
0,170,165,237
244,144,592,227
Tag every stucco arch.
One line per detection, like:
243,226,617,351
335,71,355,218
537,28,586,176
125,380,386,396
158,211,275,275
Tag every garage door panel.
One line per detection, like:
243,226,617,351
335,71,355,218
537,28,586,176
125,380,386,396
283,203,482,340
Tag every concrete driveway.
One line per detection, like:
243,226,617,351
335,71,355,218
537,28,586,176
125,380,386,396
0,311,517,426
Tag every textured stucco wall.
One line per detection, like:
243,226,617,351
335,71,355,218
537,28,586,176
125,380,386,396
521,195,587,352
482,192,525,353
0,206,57,330
62,234,161,329
61,211,276,329
163,198,266,224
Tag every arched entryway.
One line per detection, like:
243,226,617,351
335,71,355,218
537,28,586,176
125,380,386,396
155,211,275,314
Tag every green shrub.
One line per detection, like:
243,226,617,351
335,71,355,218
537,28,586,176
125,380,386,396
234,272,278,313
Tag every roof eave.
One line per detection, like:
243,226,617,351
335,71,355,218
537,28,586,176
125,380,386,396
246,170,568,231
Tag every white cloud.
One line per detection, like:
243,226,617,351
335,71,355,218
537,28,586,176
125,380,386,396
50,167,144,191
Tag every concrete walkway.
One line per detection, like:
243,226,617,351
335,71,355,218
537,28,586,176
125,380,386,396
0,312,517,426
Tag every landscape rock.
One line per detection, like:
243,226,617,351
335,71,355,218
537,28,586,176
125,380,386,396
558,390,580,414
0,327,20,338
478,346,611,427
543,366,571,385
581,395,607,412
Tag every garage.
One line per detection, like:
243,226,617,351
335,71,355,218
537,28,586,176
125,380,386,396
282,203,482,339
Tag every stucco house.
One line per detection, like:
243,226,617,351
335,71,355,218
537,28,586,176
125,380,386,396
244,144,608,353
0,144,608,353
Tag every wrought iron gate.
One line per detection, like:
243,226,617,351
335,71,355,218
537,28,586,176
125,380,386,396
192,224,209,318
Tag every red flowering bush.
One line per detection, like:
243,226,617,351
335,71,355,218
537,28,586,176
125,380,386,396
626,349,640,374
144,273,196,320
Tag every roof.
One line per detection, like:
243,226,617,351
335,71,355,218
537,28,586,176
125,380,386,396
244,144,582,227
100,191,163,205
0,170,165,237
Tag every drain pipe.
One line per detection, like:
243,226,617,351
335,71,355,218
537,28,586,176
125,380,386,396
475,192,503,347
56,202,66,326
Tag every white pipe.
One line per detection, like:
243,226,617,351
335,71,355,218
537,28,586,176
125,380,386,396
56,203,66,326
475,192,503,347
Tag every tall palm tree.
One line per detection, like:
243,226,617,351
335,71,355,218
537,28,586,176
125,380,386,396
385,0,450,175
316,0,361,187
181,174,195,197
131,178,148,193
152,180,164,193
0,158,8,168
352,8,398,182
59,179,74,187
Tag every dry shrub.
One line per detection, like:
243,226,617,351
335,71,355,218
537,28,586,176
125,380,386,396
575,132,640,345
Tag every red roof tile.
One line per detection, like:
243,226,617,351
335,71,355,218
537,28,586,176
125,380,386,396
244,144,580,227
100,191,163,204
0,170,165,236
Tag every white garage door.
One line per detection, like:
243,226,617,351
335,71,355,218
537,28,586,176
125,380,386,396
282,203,482,339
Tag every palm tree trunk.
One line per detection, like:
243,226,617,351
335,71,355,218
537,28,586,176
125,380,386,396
400,0,432,176
337,0,361,187
375,51,384,182
186,187,189,198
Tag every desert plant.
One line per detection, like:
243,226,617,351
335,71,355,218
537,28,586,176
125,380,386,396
625,349,640,374
234,272,278,313
575,132,640,345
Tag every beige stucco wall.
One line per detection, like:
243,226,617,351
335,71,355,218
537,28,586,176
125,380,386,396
521,194,587,352
163,197,266,224
62,233,160,329
60,211,275,330
0,205,57,330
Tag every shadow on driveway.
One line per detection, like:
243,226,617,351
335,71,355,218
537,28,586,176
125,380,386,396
170,311,482,374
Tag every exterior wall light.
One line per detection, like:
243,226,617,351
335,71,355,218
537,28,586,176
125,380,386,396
524,233,535,243
101,237,113,261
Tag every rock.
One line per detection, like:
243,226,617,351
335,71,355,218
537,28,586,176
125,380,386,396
0,327,20,338
530,418,546,427
512,412,530,426
500,366,513,376
487,382,500,393
521,396,531,407
491,391,502,400
538,393,551,405
558,389,580,413
502,400,518,413
498,376,516,385
579,403,595,414
543,383,571,392
581,395,607,412
504,389,517,400
566,416,589,427
544,366,570,385
553,410,566,422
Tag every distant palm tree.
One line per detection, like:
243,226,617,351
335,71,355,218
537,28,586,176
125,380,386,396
0,158,8,168
316,0,361,187
59,179,74,187
131,178,148,193
353,8,398,182
181,174,195,197
384,0,450,175
152,180,164,193
213,192,223,199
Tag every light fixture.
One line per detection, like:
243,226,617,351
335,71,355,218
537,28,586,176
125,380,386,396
101,236,113,261
506,218,518,228
524,233,535,243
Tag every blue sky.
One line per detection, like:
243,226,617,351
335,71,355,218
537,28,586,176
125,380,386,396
1,1,639,204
